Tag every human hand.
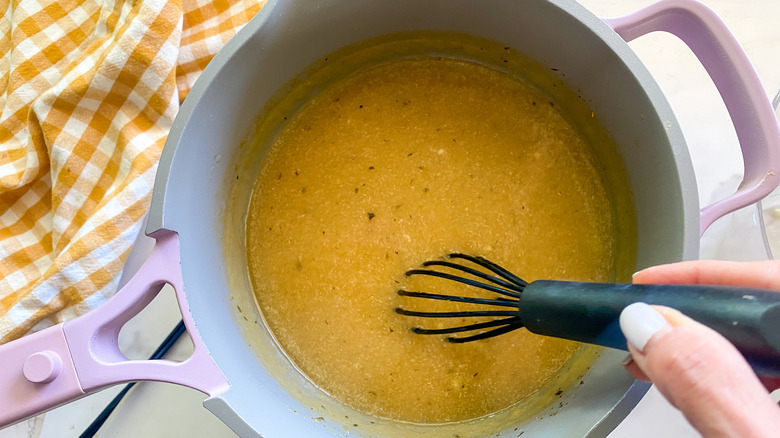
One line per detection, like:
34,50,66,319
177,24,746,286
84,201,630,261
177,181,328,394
633,259,780,391
619,260,780,438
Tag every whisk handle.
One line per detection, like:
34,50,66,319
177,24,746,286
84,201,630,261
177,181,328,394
520,281,780,377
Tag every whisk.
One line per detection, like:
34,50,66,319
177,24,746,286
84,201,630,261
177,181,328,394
395,253,780,377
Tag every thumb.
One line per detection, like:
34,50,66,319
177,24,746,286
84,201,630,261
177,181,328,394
619,303,780,438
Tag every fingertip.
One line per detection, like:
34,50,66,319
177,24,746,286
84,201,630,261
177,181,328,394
622,353,651,382
620,302,671,352
631,264,669,284
631,268,650,284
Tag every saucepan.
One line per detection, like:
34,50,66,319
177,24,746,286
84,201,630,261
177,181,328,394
1,0,779,436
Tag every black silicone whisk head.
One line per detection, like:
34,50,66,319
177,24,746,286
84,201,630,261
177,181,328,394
395,253,526,343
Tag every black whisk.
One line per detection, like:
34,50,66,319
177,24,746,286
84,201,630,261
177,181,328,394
395,254,526,343
395,253,780,377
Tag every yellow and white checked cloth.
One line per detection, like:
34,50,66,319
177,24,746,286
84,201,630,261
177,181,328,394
0,0,264,343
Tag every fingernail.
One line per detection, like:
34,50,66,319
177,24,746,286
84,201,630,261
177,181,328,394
619,302,669,353
621,354,634,367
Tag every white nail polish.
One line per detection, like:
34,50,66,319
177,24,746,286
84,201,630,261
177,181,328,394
619,302,669,352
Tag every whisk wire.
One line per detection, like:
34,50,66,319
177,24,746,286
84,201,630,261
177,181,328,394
447,323,524,343
394,308,518,319
397,290,519,308
405,269,522,299
447,253,528,287
411,316,522,335
419,260,524,292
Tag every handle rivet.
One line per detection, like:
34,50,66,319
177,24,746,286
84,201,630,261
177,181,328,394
23,351,63,384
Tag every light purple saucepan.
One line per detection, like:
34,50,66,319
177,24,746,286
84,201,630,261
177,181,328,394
1,0,779,436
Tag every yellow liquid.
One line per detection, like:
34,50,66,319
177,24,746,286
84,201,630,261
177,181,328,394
246,57,627,423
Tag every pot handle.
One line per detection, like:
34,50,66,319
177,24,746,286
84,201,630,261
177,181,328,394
0,230,229,428
602,0,780,235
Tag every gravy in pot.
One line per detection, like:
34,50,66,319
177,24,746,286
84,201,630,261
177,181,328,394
243,38,635,425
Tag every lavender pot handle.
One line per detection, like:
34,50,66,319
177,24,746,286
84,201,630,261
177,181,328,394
602,0,780,235
0,229,229,428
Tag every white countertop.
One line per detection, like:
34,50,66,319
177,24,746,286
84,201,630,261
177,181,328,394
3,0,780,437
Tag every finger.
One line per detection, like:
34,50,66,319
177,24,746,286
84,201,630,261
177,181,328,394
620,303,780,437
633,260,780,290
621,353,650,382
759,376,780,393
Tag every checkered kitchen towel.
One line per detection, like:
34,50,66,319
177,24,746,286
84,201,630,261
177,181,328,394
0,0,264,343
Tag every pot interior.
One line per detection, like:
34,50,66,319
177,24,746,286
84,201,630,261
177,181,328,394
148,0,698,436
